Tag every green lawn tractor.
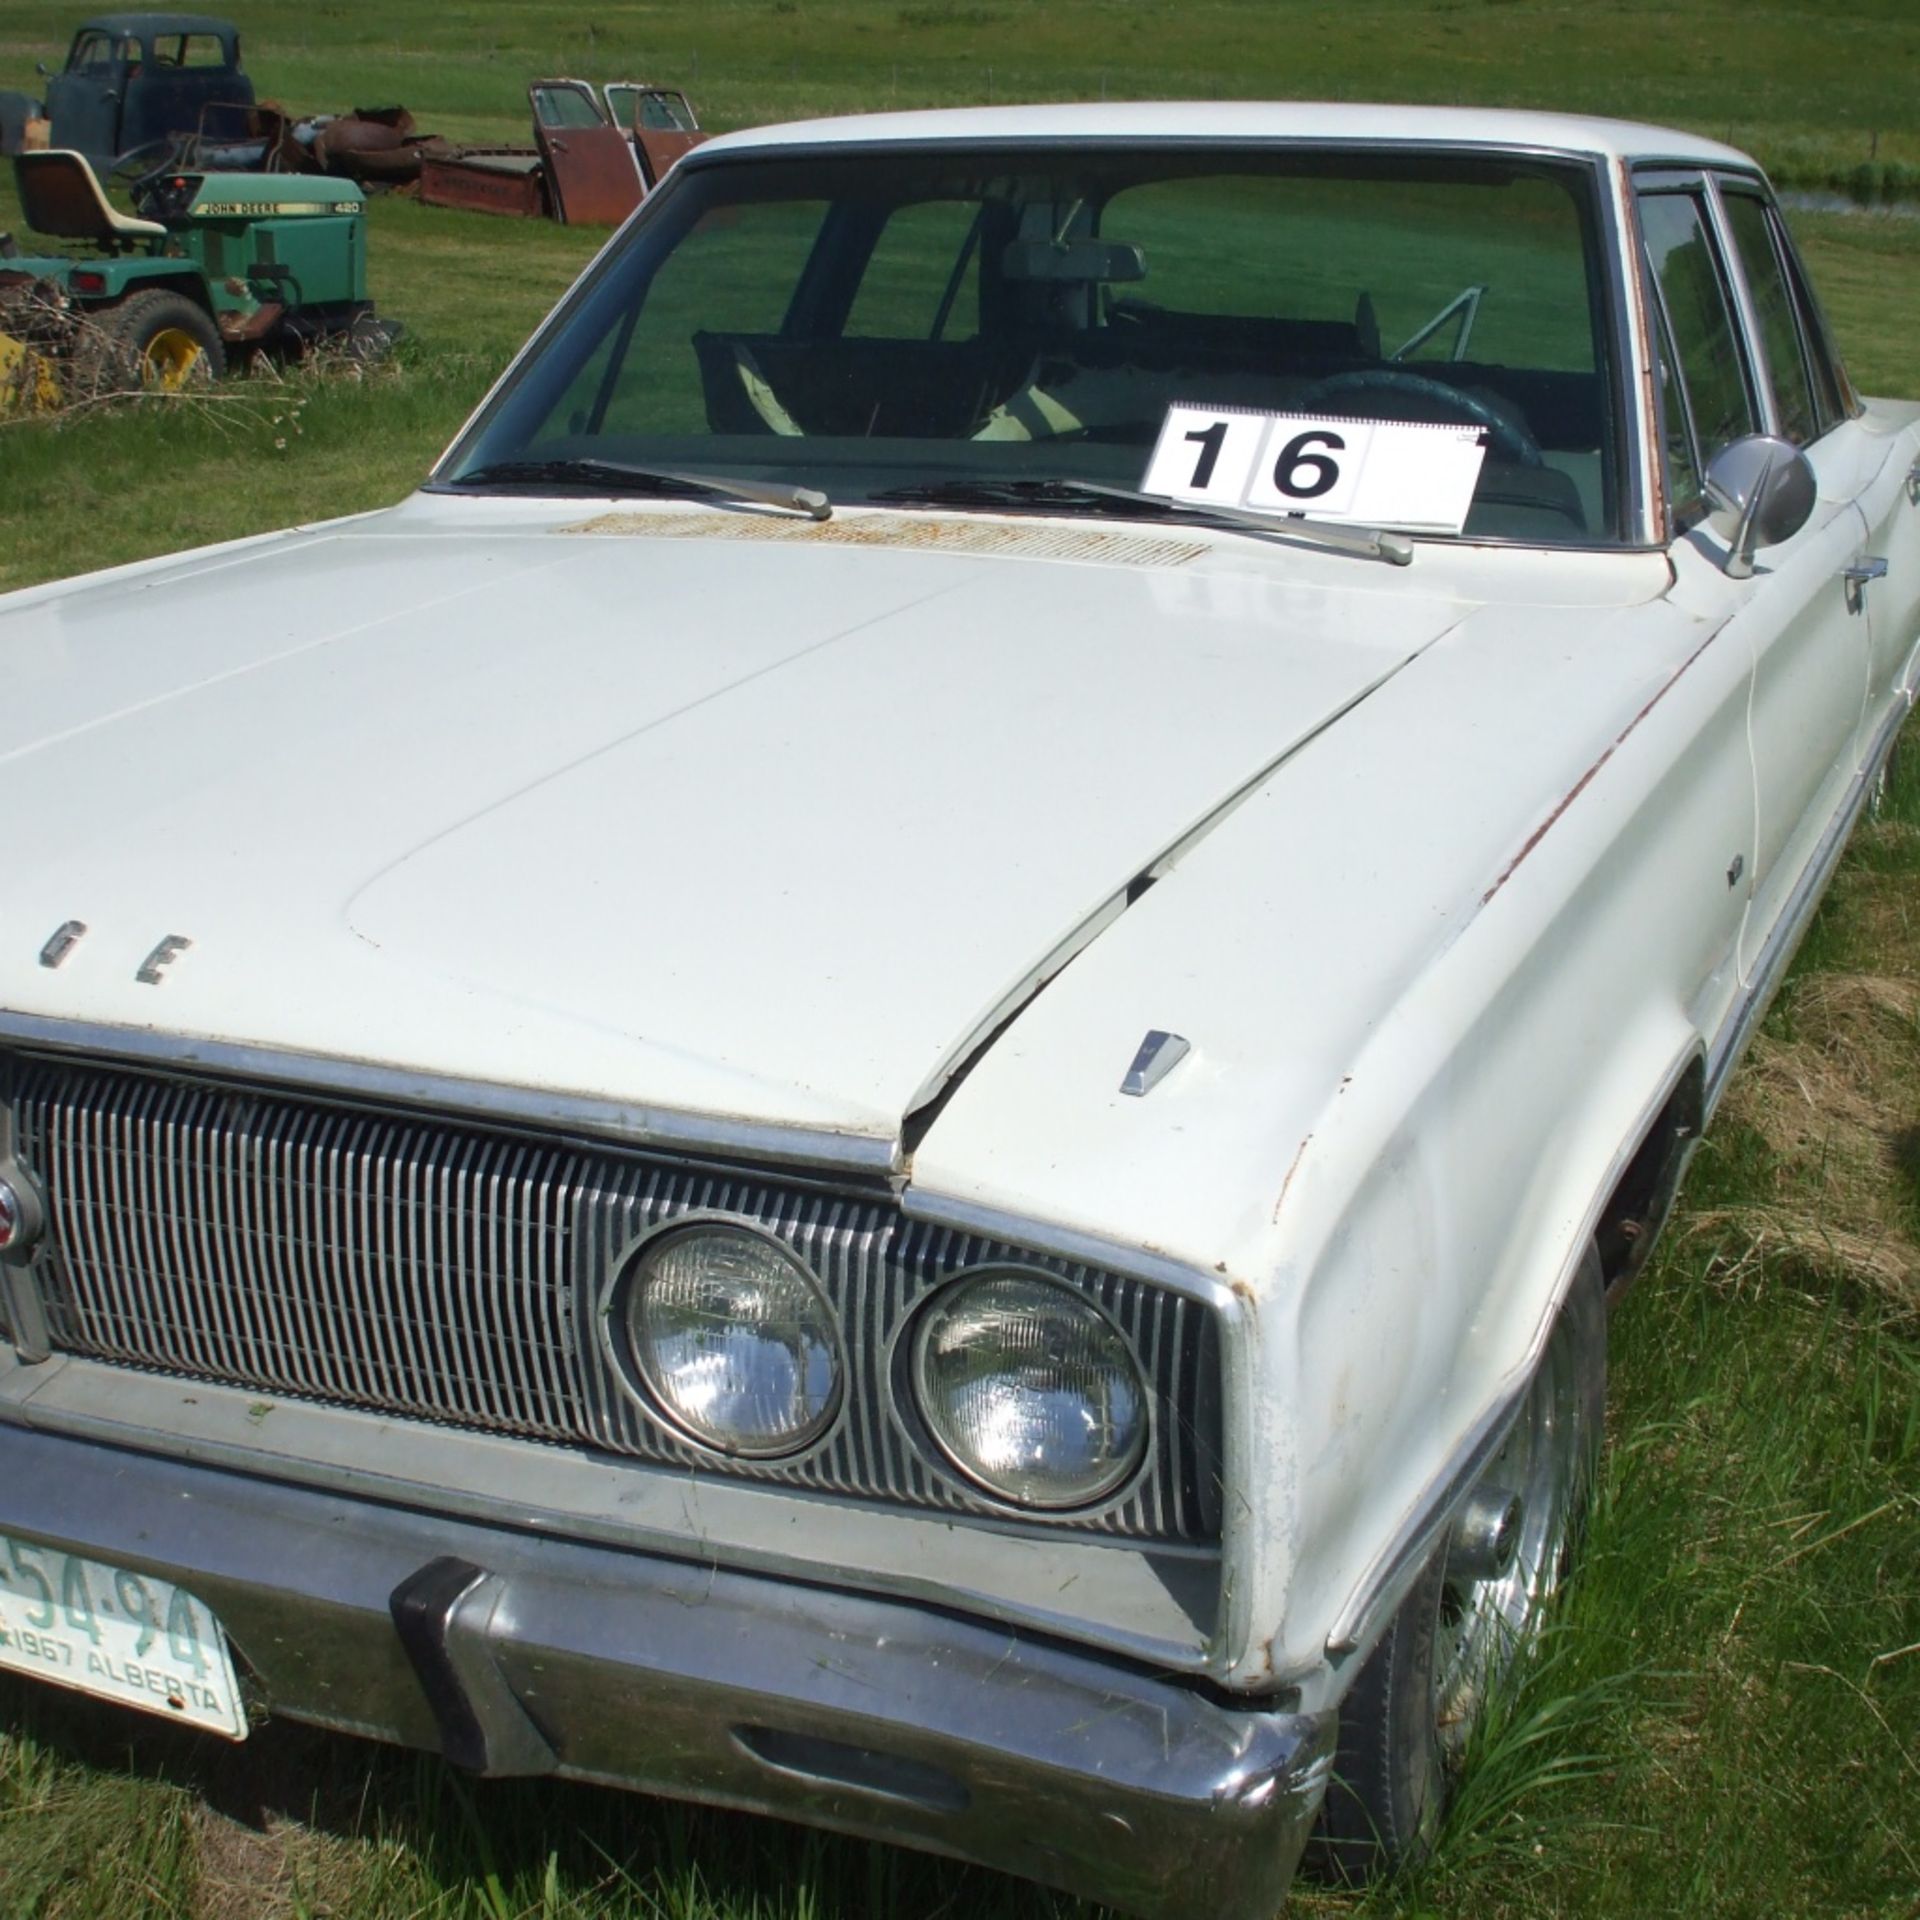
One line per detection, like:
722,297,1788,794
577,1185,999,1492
0,147,392,407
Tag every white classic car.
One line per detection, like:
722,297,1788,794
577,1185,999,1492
1,102,1916,1915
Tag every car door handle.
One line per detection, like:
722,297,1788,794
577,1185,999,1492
1843,556,1889,615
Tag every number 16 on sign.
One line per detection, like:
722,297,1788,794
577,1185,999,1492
1141,404,1485,533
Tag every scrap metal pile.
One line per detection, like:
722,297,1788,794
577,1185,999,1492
418,80,705,223
2,15,705,225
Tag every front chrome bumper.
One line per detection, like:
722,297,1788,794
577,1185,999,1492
0,1426,1335,1919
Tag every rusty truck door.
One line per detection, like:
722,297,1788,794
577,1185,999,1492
528,79,641,225
603,84,707,189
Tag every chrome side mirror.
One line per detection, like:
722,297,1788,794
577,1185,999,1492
1702,434,1816,579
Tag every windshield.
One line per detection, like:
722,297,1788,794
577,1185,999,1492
439,144,1622,546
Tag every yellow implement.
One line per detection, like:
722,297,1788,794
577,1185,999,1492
0,328,61,413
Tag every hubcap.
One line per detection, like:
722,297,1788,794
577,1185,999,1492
140,327,208,392
1432,1311,1589,1760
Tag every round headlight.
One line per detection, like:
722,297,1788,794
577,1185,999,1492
912,1270,1148,1509
622,1225,841,1457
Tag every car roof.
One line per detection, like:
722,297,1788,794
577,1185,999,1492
695,100,1757,171
75,13,238,39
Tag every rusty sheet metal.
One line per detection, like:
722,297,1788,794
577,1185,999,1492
417,148,550,218
216,301,286,345
560,510,1211,567
633,124,704,187
530,78,642,226
604,85,706,187
311,106,435,186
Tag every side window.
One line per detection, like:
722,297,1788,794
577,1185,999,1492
532,85,607,130
1637,190,1756,465
639,92,696,133
1779,233,1852,422
1648,295,1704,519
68,32,113,70
1719,189,1818,444
843,201,982,340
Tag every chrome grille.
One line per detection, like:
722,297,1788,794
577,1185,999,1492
10,1057,1221,1542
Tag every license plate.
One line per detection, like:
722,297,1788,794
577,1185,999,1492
0,1533,247,1739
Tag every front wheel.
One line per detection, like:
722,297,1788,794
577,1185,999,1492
84,289,226,395
1313,1246,1607,1880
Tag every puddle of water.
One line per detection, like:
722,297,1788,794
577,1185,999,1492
1780,189,1920,223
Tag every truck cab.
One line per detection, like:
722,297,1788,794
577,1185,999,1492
44,12,252,168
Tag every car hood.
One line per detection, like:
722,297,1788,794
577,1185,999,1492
1,504,1472,1151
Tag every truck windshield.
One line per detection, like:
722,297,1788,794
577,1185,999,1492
439,144,1621,546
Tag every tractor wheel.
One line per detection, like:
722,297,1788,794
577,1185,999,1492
86,290,226,395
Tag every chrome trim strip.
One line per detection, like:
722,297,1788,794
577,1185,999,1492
0,1011,900,1176
1594,153,1655,545
1699,170,1782,444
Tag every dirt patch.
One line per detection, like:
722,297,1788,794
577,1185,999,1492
1701,970,1920,1310
192,1804,298,1920
191,1799,367,1920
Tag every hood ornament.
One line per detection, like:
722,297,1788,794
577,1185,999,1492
1120,1029,1190,1098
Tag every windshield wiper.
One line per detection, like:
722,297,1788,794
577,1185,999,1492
872,477,1411,566
451,457,831,522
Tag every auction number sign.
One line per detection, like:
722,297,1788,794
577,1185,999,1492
1140,404,1489,534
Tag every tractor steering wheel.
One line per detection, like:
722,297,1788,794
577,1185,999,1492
1301,368,1544,468
109,137,179,188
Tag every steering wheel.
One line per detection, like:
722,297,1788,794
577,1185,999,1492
115,136,196,214
1301,368,1543,468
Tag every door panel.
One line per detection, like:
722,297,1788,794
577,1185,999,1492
1850,415,1920,743
605,85,705,188
1736,485,1871,979
44,34,124,164
529,79,642,226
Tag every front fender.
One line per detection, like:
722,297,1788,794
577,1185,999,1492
913,567,1751,1697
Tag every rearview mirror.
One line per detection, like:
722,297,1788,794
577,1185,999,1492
1001,239,1146,284
1702,434,1816,579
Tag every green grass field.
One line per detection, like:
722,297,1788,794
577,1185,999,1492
2,4,1918,1916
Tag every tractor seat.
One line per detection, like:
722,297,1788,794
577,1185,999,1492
13,150,167,249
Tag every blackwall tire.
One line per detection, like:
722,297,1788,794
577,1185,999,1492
1311,1244,1607,1883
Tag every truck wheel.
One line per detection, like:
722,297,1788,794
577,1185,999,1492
1313,1246,1607,1881
89,290,226,393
